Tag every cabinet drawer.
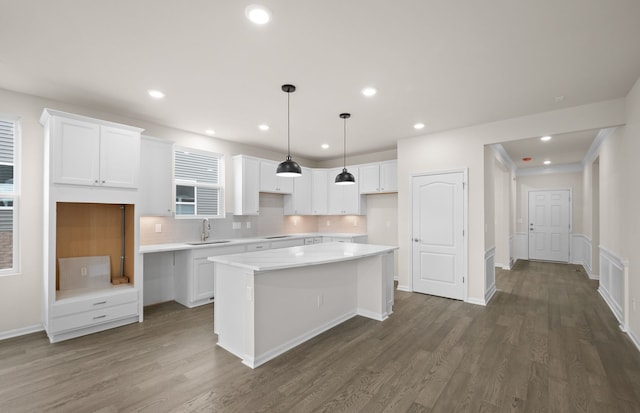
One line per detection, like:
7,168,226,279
51,301,138,333
52,288,138,317
193,245,245,259
247,242,270,251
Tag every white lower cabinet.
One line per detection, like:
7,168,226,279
323,235,368,244
49,287,139,342
269,238,305,249
174,245,246,308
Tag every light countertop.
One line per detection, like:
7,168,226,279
139,233,367,254
207,242,397,272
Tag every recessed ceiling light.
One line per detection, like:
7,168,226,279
148,89,165,99
540,135,552,141
321,144,329,149
205,129,215,135
245,5,271,24
414,123,425,130
361,87,377,97
544,160,551,165
258,124,269,131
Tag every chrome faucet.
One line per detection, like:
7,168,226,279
201,218,211,241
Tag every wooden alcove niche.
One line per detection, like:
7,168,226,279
55,202,135,291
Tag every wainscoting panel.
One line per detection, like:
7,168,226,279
598,246,628,327
485,246,496,304
571,234,595,279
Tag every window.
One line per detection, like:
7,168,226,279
174,147,224,218
0,115,19,275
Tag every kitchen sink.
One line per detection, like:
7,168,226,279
263,235,290,239
186,240,232,245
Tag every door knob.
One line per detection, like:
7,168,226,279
413,238,419,242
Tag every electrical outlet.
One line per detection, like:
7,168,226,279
326,220,331,226
246,222,251,229
81,267,87,276
633,298,637,312
232,222,241,230
317,294,323,308
155,223,162,233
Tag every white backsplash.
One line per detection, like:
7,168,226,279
140,193,366,245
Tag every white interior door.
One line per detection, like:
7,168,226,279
411,171,465,300
528,190,570,262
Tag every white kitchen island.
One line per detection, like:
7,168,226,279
208,242,397,368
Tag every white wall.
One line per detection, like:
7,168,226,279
397,98,625,301
596,75,640,343
623,77,640,342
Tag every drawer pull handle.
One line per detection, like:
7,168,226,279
93,301,107,306
93,315,107,320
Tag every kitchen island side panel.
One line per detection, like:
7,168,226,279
253,260,359,360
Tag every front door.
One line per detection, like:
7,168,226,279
528,190,570,262
411,171,466,300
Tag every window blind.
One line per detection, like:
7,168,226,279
175,150,219,184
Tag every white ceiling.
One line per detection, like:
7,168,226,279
1,0,639,161
501,129,598,170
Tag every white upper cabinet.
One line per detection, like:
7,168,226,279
259,160,293,194
233,155,260,215
44,110,142,189
284,167,312,215
359,160,397,194
139,136,174,216
311,169,328,215
327,167,366,215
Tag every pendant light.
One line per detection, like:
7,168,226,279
335,113,355,185
276,84,302,177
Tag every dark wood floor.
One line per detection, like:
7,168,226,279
2,261,640,412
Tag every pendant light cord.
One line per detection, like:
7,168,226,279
343,117,347,168
287,92,291,157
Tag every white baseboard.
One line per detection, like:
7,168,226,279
0,324,44,341
396,284,411,292
485,283,497,304
465,297,486,306
628,328,640,354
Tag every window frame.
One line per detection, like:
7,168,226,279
173,146,225,219
0,114,20,276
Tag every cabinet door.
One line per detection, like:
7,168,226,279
328,167,361,214
139,137,173,216
233,156,260,215
359,164,380,194
52,116,101,185
193,258,215,302
100,126,140,188
379,160,398,192
259,160,278,192
260,160,293,193
311,169,328,215
284,167,312,215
